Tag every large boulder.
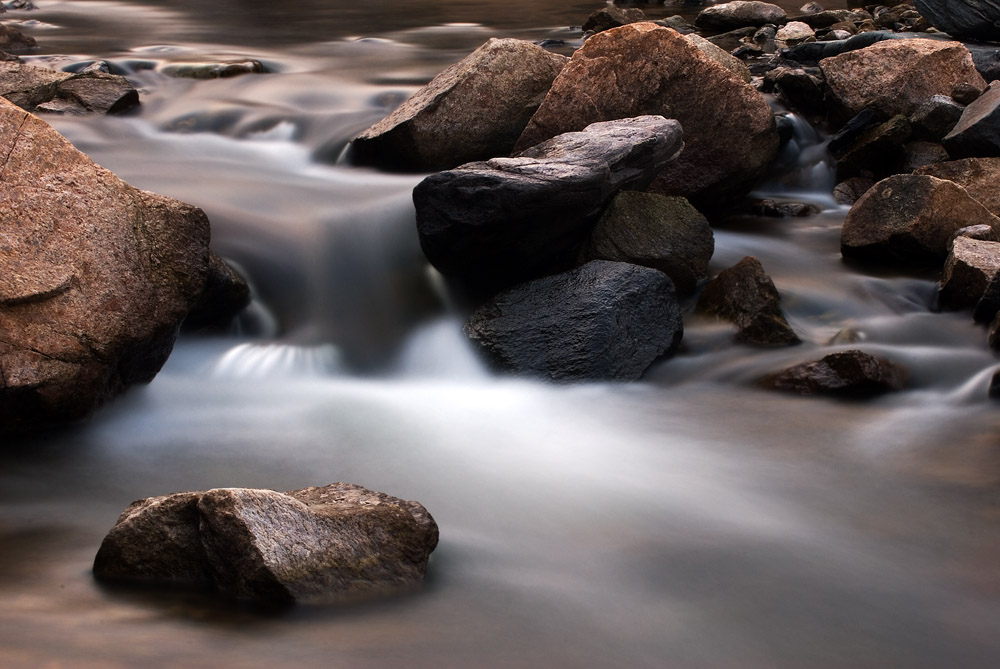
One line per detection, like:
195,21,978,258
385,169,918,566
765,350,906,397
94,483,439,606
578,191,713,296
0,97,210,433
684,33,751,83
350,38,567,172
694,1,787,31
938,236,1000,310
0,59,139,115
841,174,1000,265
696,256,800,346
913,0,1000,41
820,39,986,120
916,157,1000,217
942,81,1000,158
464,260,683,381
514,23,779,206
413,115,683,289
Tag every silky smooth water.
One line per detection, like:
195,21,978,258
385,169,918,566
4,2,1000,667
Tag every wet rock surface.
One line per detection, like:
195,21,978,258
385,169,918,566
766,350,907,397
94,483,439,606
943,81,1000,158
465,260,683,381
913,0,1000,41
939,237,1000,310
0,59,139,115
694,1,787,31
413,115,683,290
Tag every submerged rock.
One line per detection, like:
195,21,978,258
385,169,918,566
766,350,906,397
94,483,439,606
697,256,801,346
913,0,1000,41
159,60,265,79
351,38,567,172
841,174,1000,265
820,39,985,121
578,191,714,296
515,22,779,206
413,115,683,290
0,97,209,433
465,260,683,381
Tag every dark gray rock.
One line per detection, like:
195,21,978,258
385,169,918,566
697,256,801,346
974,270,1000,322
464,260,683,381
794,9,871,29
901,140,949,172
159,61,265,79
988,367,1000,396
414,115,684,289
766,350,906,397
833,176,875,205
94,483,439,606
911,94,965,141
351,38,567,172
657,15,697,34
183,252,251,332
841,174,1000,265
706,26,759,53
832,114,912,180
939,236,1000,310
695,1,787,31
769,67,826,117
943,80,1000,158
782,30,897,66
578,191,714,296
913,0,1000,41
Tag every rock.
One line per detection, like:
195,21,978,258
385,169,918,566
464,260,683,381
939,237,1000,309
582,6,648,33
706,26,759,53
989,367,1000,395
750,199,821,217
800,2,824,14
951,224,999,247
6,0,39,9
0,61,139,114
795,9,871,29
94,483,438,606
976,272,1000,323
697,256,801,346
766,350,906,397
769,67,825,116
515,23,779,206
414,115,683,289
0,97,210,433
695,1,787,31
159,60,265,79
901,140,950,172
578,191,714,295
833,176,875,205
827,107,882,157
965,43,1000,83
776,21,816,46
913,0,1000,41
685,33,752,83
840,174,1000,265
821,39,986,121
916,157,1000,217
0,23,34,52
943,81,1000,158
832,114,912,180
783,30,896,66
910,94,965,142
953,82,983,105
658,15,697,34
350,38,567,172
182,252,252,332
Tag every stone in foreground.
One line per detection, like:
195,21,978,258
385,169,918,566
766,350,907,397
697,256,800,347
464,260,683,381
414,115,683,289
351,38,567,171
515,22,778,206
841,174,1000,266
0,97,209,433
94,483,439,606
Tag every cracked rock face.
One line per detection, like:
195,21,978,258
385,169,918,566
0,97,210,433
93,483,440,606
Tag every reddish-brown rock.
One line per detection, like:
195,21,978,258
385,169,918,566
766,350,906,397
916,157,1000,217
514,22,779,206
351,38,567,171
939,236,1000,310
820,39,985,120
0,60,139,115
0,98,210,433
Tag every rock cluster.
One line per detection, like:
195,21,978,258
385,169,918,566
94,483,439,606
0,58,139,115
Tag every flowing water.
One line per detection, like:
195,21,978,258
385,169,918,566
4,1,1000,667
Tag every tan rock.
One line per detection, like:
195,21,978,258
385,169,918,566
0,98,210,432
515,23,779,205
820,39,986,119
351,38,567,171
916,157,1000,217
684,33,751,83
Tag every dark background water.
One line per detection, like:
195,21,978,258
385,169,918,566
6,1,1000,667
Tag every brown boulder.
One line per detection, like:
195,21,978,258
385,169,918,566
939,237,1000,310
694,1,787,31
351,38,567,172
0,24,35,52
697,256,800,346
0,98,210,433
582,5,648,33
841,174,1000,265
0,60,139,114
942,81,1000,158
820,39,986,120
916,157,1000,217
766,350,906,397
514,22,779,206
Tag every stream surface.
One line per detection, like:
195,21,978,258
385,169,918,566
5,1,1000,667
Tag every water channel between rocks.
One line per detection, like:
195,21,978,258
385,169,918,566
4,1,1000,667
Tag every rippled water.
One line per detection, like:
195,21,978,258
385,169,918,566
5,1,1000,667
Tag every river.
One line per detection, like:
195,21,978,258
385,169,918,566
4,1,1000,666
